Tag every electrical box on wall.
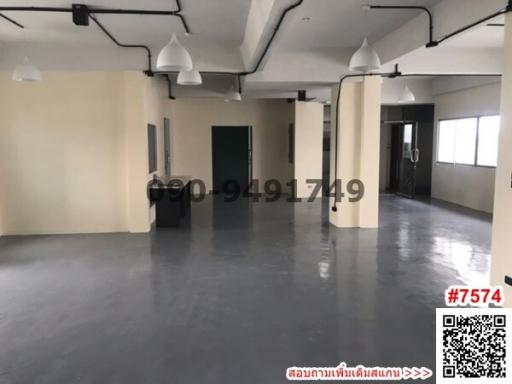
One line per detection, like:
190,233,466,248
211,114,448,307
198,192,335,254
72,4,89,26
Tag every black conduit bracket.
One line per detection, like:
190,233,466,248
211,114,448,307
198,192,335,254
164,75,176,100
367,5,438,48
0,0,192,75
505,275,512,287
331,66,501,213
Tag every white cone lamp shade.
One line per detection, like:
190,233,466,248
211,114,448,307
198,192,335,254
177,68,202,85
224,89,242,102
157,33,193,72
399,85,416,103
349,38,381,73
12,56,42,82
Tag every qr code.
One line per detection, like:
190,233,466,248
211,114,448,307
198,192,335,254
437,308,512,384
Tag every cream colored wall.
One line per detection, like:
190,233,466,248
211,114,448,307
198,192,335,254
0,71,165,235
329,77,382,228
142,76,170,227
491,13,512,307
0,72,129,235
432,82,501,213
294,101,323,198
170,98,294,191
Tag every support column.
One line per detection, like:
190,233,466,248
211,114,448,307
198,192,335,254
294,101,324,199
491,11,512,307
329,76,382,228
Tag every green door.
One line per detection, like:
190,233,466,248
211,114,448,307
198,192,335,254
212,126,251,193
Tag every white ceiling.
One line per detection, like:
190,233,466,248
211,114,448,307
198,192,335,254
0,0,506,101
442,24,504,49
0,0,252,45
274,0,442,50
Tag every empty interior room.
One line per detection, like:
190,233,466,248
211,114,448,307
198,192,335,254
1,0,512,383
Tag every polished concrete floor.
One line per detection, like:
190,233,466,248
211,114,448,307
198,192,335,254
0,196,492,383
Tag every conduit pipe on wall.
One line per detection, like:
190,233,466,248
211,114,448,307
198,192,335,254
330,67,502,212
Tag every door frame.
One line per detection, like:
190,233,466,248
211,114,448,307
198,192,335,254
163,117,171,177
211,126,253,194
397,121,419,199
388,120,419,198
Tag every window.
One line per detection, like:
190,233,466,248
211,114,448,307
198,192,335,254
438,120,456,163
454,118,477,165
437,116,500,167
477,116,500,167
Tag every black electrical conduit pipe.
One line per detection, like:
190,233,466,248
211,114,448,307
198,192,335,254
0,0,190,75
370,0,512,48
0,12,24,28
0,0,190,32
154,0,304,87
367,5,437,48
164,75,176,100
89,15,153,76
331,69,502,212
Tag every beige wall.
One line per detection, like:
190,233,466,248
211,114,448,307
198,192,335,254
0,71,168,235
143,76,170,227
294,101,323,198
329,77,382,228
432,82,501,213
169,98,294,192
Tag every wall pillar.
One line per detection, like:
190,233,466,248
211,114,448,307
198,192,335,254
294,101,324,199
491,11,512,307
329,77,382,228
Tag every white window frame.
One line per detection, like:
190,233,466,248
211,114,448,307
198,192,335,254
436,114,500,168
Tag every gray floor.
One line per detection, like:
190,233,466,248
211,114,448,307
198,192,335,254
0,196,492,384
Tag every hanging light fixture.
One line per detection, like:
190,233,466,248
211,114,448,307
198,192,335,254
177,68,202,86
224,88,242,102
12,56,42,83
157,33,193,72
398,84,416,103
224,75,242,102
349,38,381,73
13,29,42,83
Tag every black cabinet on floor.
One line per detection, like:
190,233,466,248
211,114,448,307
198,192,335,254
149,177,191,228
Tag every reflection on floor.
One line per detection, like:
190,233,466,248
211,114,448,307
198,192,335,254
0,196,492,383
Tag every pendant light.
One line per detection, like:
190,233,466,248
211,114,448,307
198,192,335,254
349,38,381,73
224,75,242,102
12,56,42,82
157,33,193,72
398,84,416,103
177,68,202,85
13,30,42,82
224,88,242,102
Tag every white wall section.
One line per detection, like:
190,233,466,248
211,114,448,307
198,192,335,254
431,82,501,213
169,98,294,192
329,77,382,228
293,101,323,199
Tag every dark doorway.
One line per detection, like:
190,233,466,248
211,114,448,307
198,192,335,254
381,104,434,198
212,126,252,194
391,122,419,198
